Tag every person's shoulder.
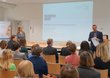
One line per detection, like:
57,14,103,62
65,55,71,59
97,31,102,33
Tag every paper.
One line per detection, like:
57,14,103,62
91,37,99,46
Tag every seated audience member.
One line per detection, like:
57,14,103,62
7,35,18,51
17,60,36,78
0,40,7,57
43,38,58,63
28,45,48,78
60,41,72,56
19,39,28,57
13,42,27,60
0,49,16,71
94,43,110,77
79,41,92,55
60,64,79,78
65,43,80,67
78,52,100,78
28,44,40,58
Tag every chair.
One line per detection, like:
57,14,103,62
47,63,60,75
96,69,108,78
0,70,16,78
14,59,23,67
59,55,65,65
43,55,56,63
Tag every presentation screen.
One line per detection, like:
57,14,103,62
43,1,93,42
0,21,12,39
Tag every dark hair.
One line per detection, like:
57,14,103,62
47,39,53,45
0,40,7,49
31,44,39,52
13,42,21,51
61,64,79,78
80,41,90,51
32,45,42,56
10,35,16,40
19,39,26,46
80,51,94,67
66,41,72,47
68,43,76,53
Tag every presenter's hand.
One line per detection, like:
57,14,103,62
94,37,99,41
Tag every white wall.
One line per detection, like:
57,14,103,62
3,0,110,41
0,6,6,20
5,3,43,41
93,0,110,38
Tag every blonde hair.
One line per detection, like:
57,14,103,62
0,49,13,70
80,51,94,67
17,26,24,34
17,60,35,77
96,43,109,62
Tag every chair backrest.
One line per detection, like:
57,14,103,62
0,70,16,78
47,63,60,75
14,59,23,67
43,55,56,63
96,69,108,78
59,55,65,65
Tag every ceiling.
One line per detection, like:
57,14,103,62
0,0,92,4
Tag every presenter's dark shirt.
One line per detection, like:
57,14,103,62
88,31,103,52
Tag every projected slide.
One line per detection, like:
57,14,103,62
43,1,93,42
0,21,11,39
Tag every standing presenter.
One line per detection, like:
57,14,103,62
88,24,103,52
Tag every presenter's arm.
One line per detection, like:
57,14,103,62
88,32,92,41
99,32,103,43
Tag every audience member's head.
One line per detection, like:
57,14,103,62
47,38,53,46
32,45,42,56
92,24,97,31
1,49,13,70
10,35,17,41
80,41,90,51
0,40,7,49
66,41,72,47
68,43,76,54
80,51,94,67
96,43,109,62
19,39,26,47
61,64,79,78
12,42,21,51
31,44,39,52
17,60,35,77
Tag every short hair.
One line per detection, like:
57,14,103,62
66,41,72,47
31,44,39,52
61,64,79,78
10,35,16,40
80,51,94,67
80,41,90,51
17,60,35,77
47,38,53,45
68,43,76,53
32,45,42,56
0,40,7,49
12,42,21,51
